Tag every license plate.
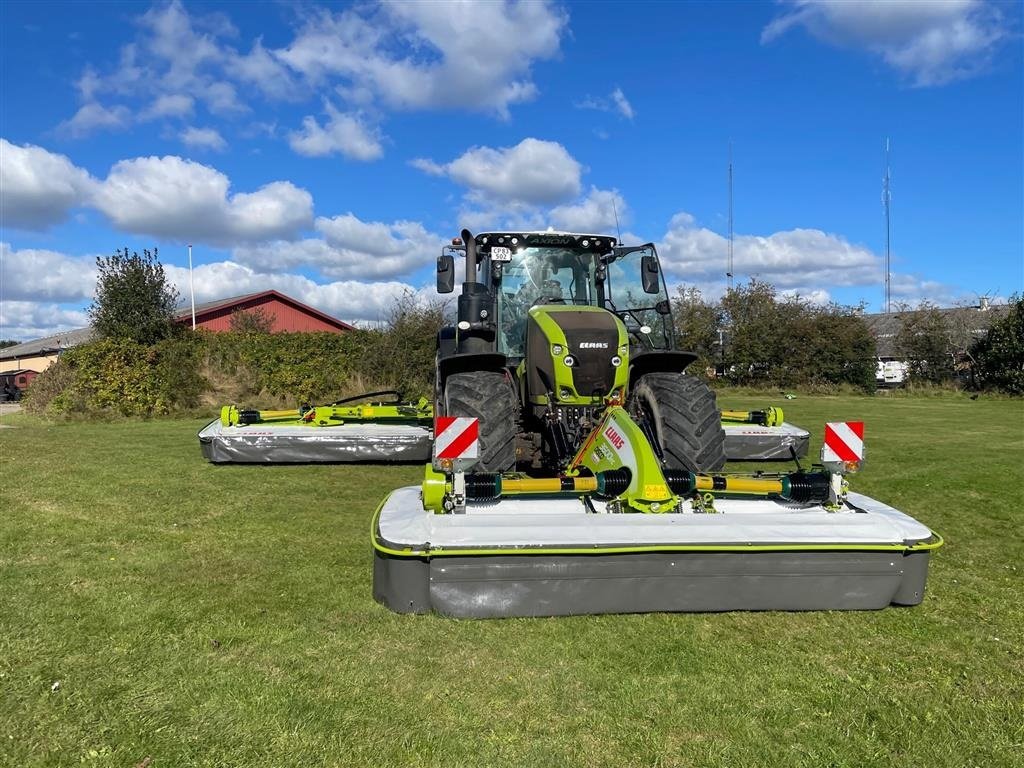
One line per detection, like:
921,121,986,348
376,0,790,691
490,246,513,262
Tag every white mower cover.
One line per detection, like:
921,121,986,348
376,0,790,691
724,421,810,460
198,420,432,464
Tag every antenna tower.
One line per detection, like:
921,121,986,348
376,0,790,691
727,142,734,290
883,138,892,313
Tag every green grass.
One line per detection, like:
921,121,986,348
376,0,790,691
2,393,1022,767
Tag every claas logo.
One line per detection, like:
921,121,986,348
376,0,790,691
604,425,625,450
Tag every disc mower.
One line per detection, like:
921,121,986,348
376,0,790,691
372,230,941,617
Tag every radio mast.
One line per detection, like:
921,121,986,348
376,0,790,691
883,138,892,313
727,142,734,291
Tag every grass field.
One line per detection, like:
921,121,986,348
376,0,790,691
2,392,1022,767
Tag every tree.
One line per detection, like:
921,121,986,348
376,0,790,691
672,286,722,375
971,295,1024,394
0,340,20,349
89,248,180,345
895,302,956,383
230,307,276,334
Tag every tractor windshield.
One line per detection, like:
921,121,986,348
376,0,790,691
496,247,598,357
604,245,673,350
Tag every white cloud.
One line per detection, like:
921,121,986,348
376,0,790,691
0,301,90,341
60,1,247,136
658,211,882,290
0,242,97,302
610,87,634,120
140,93,195,121
180,126,228,152
415,138,582,205
56,102,131,138
233,214,438,280
549,188,627,233
762,0,1010,86
288,103,383,161
576,87,635,119
276,1,568,118
164,259,428,323
0,140,96,229
91,155,313,245
226,38,299,101
657,212,975,311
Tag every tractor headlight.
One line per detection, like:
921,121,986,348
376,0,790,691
564,355,575,367
618,344,628,356
611,355,622,367
552,344,564,356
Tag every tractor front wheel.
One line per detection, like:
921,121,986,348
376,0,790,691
628,372,727,473
442,370,517,472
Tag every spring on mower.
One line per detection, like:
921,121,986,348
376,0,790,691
663,470,695,495
784,472,831,503
596,468,631,498
465,474,502,500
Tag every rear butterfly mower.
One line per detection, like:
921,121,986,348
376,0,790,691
372,230,942,618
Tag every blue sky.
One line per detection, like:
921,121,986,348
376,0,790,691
1,0,1021,340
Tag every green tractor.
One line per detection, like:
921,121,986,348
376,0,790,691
435,229,726,485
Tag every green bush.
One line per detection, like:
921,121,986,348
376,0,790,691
24,292,449,419
972,295,1024,394
26,336,205,417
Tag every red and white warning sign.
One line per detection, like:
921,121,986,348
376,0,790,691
434,416,479,460
822,421,864,463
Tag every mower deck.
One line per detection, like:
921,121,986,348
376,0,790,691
723,421,810,460
198,418,809,464
373,487,940,618
198,420,432,464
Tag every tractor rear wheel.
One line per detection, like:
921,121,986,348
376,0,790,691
628,372,727,473
442,370,517,472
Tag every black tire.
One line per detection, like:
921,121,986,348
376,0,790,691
628,372,727,473
443,370,517,472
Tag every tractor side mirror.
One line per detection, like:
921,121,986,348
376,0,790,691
641,254,660,294
436,253,455,294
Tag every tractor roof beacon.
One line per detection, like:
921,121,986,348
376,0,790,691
434,229,727,475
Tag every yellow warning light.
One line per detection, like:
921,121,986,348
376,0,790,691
451,238,463,246
439,458,454,471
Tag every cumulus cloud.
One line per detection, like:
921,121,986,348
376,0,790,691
414,138,582,205
657,211,882,290
226,38,299,101
163,259,431,324
56,102,131,138
276,1,568,118
180,126,227,151
549,187,627,233
762,0,1010,86
287,103,383,161
59,1,249,137
0,301,91,341
140,93,195,121
1,140,315,245
575,87,635,119
60,0,568,145
91,155,313,245
0,242,98,302
0,140,96,229
233,214,439,280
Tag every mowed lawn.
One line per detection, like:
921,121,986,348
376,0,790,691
1,393,1022,767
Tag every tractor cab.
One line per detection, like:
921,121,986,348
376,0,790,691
438,231,675,362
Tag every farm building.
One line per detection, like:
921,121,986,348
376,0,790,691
175,290,354,333
1,291,352,374
0,328,95,374
0,369,40,401
863,302,1009,357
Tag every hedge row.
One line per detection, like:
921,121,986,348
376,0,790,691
26,299,445,417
